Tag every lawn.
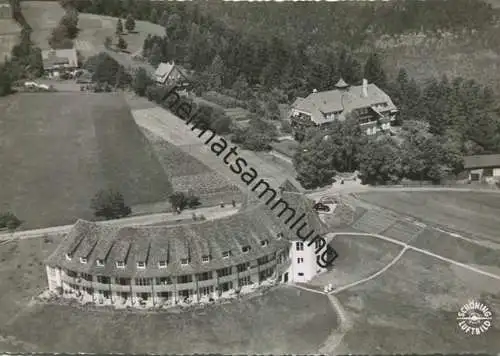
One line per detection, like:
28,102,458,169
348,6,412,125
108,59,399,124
358,191,500,242
16,1,166,58
332,249,500,354
0,92,171,229
0,19,22,62
271,139,299,159
0,238,338,354
308,234,403,290
140,127,242,206
411,227,500,272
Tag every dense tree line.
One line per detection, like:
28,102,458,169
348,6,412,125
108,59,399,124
71,0,498,99
84,52,132,88
71,0,500,187
0,30,44,97
49,1,80,49
294,70,500,188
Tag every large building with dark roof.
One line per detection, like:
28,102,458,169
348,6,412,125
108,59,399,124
290,78,398,136
45,188,331,306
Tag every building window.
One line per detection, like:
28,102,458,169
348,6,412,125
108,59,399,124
242,245,251,253
238,276,252,287
81,273,92,281
80,257,87,264
237,262,250,273
135,278,152,286
116,261,125,268
260,240,269,247
157,291,172,299
298,272,304,276
177,275,192,284
297,257,304,264
296,242,304,251
202,255,210,263
158,260,167,268
258,255,270,266
222,250,231,259
66,270,77,278
217,266,232,277
199,286,213,296
116,277,130,286
97,275,110,284
156,277,171,285
197,271,212,281
137,261,146,269
96,259,104,267
180,258,189,266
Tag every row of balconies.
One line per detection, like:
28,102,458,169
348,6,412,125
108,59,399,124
59,259,280,293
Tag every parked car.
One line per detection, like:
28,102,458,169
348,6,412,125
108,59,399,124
313,202,330,212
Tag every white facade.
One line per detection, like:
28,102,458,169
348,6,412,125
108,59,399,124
287,239,326,283
46,265,62,291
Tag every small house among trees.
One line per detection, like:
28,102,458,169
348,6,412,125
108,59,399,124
464,154,500,183
41,48,79,77
154,61,190,87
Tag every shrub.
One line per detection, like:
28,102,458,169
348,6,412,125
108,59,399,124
0,212,22,230
169,191,201,212
90,189,132,220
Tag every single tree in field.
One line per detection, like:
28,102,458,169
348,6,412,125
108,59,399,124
117,36,128,51
169,191,200,212
125,14,136,33
90,189,131,220
0,212,22,231
116,18,123,35
169,192,188,212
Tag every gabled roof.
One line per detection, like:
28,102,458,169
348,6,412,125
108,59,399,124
154,61,188,83
335,78,349,88
155,62,175,78
292,81,397,125
464,154,500,169
41,48,78,69
46,192,325,277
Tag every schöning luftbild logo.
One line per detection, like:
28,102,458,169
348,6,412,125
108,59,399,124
457,300,493,335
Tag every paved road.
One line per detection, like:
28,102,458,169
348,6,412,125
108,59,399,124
0,204,240,241
306,183,500,201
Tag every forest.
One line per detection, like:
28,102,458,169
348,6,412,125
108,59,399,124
26,0,500,187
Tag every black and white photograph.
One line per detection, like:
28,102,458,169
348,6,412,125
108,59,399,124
0,0,499,354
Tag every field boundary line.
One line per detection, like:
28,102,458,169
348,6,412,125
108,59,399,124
334,232,500,281
330,246,408,295
292,284,326,295
318,294,353,355
347,193,500,252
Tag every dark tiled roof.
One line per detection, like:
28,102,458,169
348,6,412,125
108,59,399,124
46,194,325,277
292,81,397,125
463,154,500,169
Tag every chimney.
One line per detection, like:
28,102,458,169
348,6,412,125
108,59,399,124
362,79,368,97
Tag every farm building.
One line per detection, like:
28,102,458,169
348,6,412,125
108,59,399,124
154,61,190,87
42,48,79,76
290,78,398,136
45,187,334,307
464,154,500,182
